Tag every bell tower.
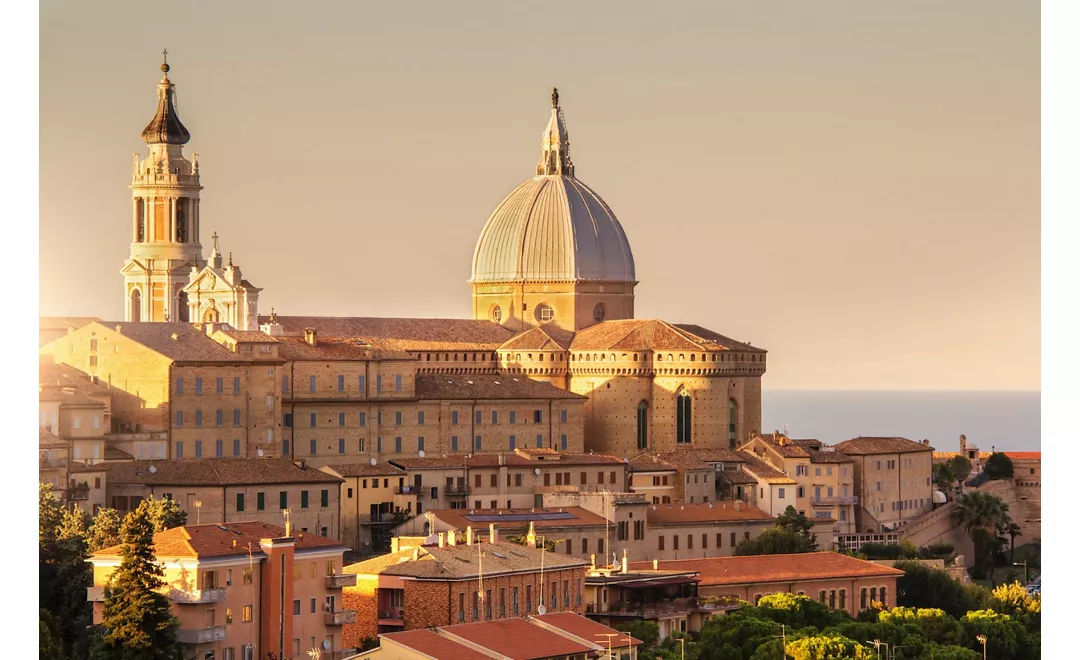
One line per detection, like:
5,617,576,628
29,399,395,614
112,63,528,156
121,50,204,322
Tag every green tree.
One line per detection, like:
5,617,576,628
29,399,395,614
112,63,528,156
735,528,816,556
921,644,980,660
1002,523,1022,565
783,634,874,660
39,483,64,554
946,456,972,491
506,534,560,552
615,621,660,652
755,593,848,630
959,609,1037,660
982,453,1014,481
39,609,65,660
39,491,94,660
952,491,1011,579
93,500,183,660
933,462,956,493
776,506,814,537
699,609,790,660
894,561,988,619
143,495,187,532
89,508,125,552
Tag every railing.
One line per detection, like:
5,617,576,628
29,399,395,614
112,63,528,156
177,626,227,645
69,484,90,501
170,588,226,604
379,608,405,621
810,496,859,506
327,574,357,589
837,533,901,550
445,484,471,496
396,485,419,495
325,610,357,626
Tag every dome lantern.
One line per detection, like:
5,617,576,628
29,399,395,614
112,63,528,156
141,49,191,146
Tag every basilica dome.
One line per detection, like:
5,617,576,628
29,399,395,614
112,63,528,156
470,91,636,285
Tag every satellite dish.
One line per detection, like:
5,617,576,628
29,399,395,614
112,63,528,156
419,450,426,458
537,605,547,615
534,468,541,476
148,465,157,473
257,448,264,457
370,457,377,466
322,640,331,650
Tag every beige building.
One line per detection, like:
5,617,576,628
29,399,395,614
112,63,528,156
88,522,356,660
832,437,935,533
320,463,417,556
103,458,344,539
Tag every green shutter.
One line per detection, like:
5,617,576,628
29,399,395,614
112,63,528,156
321,489,329,508
236,493,245,512
301,490,309,509
257,492,265,511
280,491,288,509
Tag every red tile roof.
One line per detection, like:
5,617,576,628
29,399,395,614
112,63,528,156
440,618,595,660
382,629,492,660
428,507,610,532
347,539,587,580
390,451,625,471
739,454,796,484
500,325,575,351
94,522,345,559
1003,452,1040,461
105,322,259,363
104,458,342,486
416,374,586,401
320,463,405,478
628,552,904,587
646,502,772,525
260,316,515,351
832,437,934,456
275,336,410,361
531,612,643,647
569,319,762,353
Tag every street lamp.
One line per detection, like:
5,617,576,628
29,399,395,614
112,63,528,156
976,635,987,660
1012,560,1028,585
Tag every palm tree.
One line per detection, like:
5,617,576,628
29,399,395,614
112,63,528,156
952,491,1012,581
1003,522,1022,564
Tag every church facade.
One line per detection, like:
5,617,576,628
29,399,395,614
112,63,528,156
60,58,766,462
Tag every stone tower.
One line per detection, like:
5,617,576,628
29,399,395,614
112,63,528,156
120,51,204,322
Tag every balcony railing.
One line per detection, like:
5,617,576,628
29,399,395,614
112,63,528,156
810,496,859,506
445,484,470,496
324,610,357,626
169,588,227,604
177,626,227,645
68,484,90,501
396,485,420,495
326,574,357,589
378,607,405,622
87,587,105,602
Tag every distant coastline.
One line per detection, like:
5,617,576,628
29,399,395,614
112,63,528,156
762,390,1040,453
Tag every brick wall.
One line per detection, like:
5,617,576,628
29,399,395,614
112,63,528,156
342,575,379,647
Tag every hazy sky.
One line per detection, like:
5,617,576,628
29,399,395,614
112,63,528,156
39,0,1039,390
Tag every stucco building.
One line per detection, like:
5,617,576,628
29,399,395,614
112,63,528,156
831,437,935,533
87,522,356,660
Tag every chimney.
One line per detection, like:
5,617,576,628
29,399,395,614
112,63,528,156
590,554,596,570
304,327,317,346
465,526,474,546
620,549,628,574
284,518,292,538
734,500,742,511
438,532,446,548
498,453,505,466
488,523,499,544
448,530,457,546
653,559,659,570
391,538,400,553
526,521,537,548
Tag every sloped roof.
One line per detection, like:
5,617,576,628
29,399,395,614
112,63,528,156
739,454,797,484
39,427,67,448
628,552,904,587
569,319,762,353
807,450,853,464
428,507,609,532
321,463,405,478
500,325,575,351
257,316,514,351
753,433,811,458
390,451,625,471
104,459,342,486
657,448,746,471
213,329,279,344
40,317,101,332
832,437,934,456
628,452,677,472
646,502,772,525
440,617,595,660
348,539,586,580
275,336,409,361
416,374,586,401
382,630,491,660
94,522,344,559
105,323,253,363
532,612,643,647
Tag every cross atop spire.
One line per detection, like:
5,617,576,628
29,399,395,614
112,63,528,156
162,48,170,75
210,231,223,268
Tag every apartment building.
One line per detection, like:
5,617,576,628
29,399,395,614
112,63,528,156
370,614,638,660
831,437,935,533
341,526,589,645
629,553,904,618
320,463,417,555
103,458,344,539
87,522,356,660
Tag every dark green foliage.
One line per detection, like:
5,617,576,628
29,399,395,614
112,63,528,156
735,528,816,556
946,456,972,491
894,561,990,620
88,508,124,552
858,541,920,560
93,500,183,660
506,534,560,552
39,609,65,660
39,487,94,660
982,453,1014,481
142,495,187,532
615,620,660,651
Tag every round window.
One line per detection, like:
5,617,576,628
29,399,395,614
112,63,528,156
535,303,554,323
593,303,606,322
492,305,502,323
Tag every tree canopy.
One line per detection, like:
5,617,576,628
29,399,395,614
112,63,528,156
982,453,1014,481
735,507,817,556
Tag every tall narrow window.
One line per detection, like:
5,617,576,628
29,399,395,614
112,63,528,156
676,388,692,444
129,288,142,321
728,398,738,448
636,401,648,449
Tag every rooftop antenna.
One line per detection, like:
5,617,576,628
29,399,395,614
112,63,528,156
477,537,485,614
537,534,547,614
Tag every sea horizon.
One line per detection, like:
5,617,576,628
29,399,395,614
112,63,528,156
761,389,1041,453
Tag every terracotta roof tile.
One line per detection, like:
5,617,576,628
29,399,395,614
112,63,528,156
656,448,746,471
832,437,935,456
382,630,491,660
416,374,586,401
739,454,796,484
94,522,345,559
500,325,575,351
275,336,411,361
39,427,67,448
628,552,904,587
358,539,587,580
806,450,853,464
570,319,759,353
105,322,254,363
628,452,677,471
390,451,624,471
1004,451,1040,460
440,618,595,660
647,502,772,525
753,434,811,458
212,329,280,343
531,612,643,647
104,458,343,486
321,463,405,478
260,316,514,351
426,507,610,533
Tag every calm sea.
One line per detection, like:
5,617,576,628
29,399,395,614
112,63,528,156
761,390,1041,453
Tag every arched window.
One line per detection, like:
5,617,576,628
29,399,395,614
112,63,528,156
690,354,696,362
176,199,188,242
177,291,189,323
728,398,738,449
676,389,692,444
129,288,142,322
135,199,145,242
535,303,554,323
492,305,502,323
593,303,606,322
636,401,648,450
